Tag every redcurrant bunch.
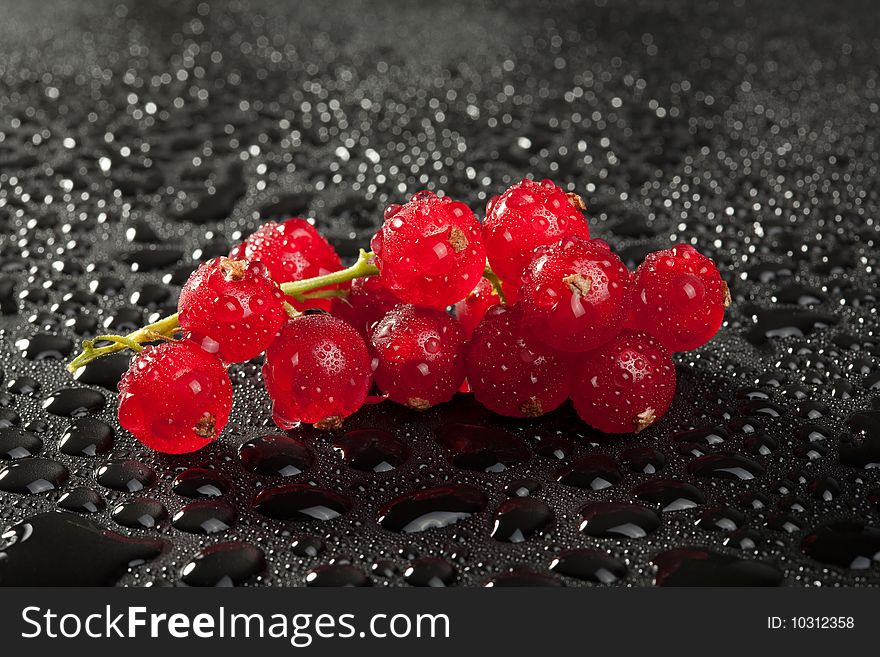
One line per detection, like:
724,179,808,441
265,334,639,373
178,257,286,363
118,340,232,454
483,178,590,300
369,305,466,410
371,191,485,309
74,176,731,455
262,314,372,430
229,218,342,311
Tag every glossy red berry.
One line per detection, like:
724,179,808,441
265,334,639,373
520,236,632,352
329,274,401,338
177,257,286,363
465,304,571,417
262,315,372,430
370,191,485,309
483,178,590,297
629,244,730,352
369,305,466,410
229,218,342,311
570,330,675,434
452,277,501,337
118,341,232,454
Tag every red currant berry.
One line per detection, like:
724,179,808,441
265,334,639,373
369,305,466,410
483,178,590,296
370,191,485,309
118,341,232,454
629,244,730,352
177,257,286,363
465,304,571,417
229,218,342,311
520,236,632,352
452,277,500,337
329,274,400,338
570,330,675,434
262,314,371,430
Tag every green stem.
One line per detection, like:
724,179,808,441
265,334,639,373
66,313,181,373
66,250,379,373
483,264,506,303
279,249,378,297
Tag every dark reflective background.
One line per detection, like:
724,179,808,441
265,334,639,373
1,0,879,586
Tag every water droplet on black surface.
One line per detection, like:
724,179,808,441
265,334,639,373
490,497,554,543
7,376,41,395
0,512,165,585
253,484,352,521
695,506,746,531
371,560,398,577
58,487,106,514
306,563,370,587
172,468,229,498
807,476,840,501
15,334,73,360
59,417,114,456
172,500,236,534
801,521,880,570
42,387,106,417
377,484,487,533
71,352,131,389
746,308,838,345
485,569,564,587
504,478,542,497
687,453,764,480
0,458,69,493
0,408,20,428
180,541,265,587
634,479,706,511
550,549,628,584
840,410,880,469
332,428,410,472
238,434,314,476
111,497,168,529
403,558,456,587
434,423,531,472
291,535,325,557
579,502,661,538
0,427,42,459
620,446,666,474
556,454,623,490
119,248,184,272
95,459,156,492
654,548,783,586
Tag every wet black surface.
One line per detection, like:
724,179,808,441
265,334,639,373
1,0,879,586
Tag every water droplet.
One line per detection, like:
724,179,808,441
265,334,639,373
332,428,410,472
490,497,554,543
578,502,661,538
253,484,352,521
654,548,783,586
377,484,487,533
180,542,265,587
172,500,236,534
0,512,164,585
550,549,628,583
238,434,314,476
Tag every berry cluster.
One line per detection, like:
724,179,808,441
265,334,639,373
83,179,729,454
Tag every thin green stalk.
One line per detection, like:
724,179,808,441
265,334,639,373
66,250,379,373
483,264,506,303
